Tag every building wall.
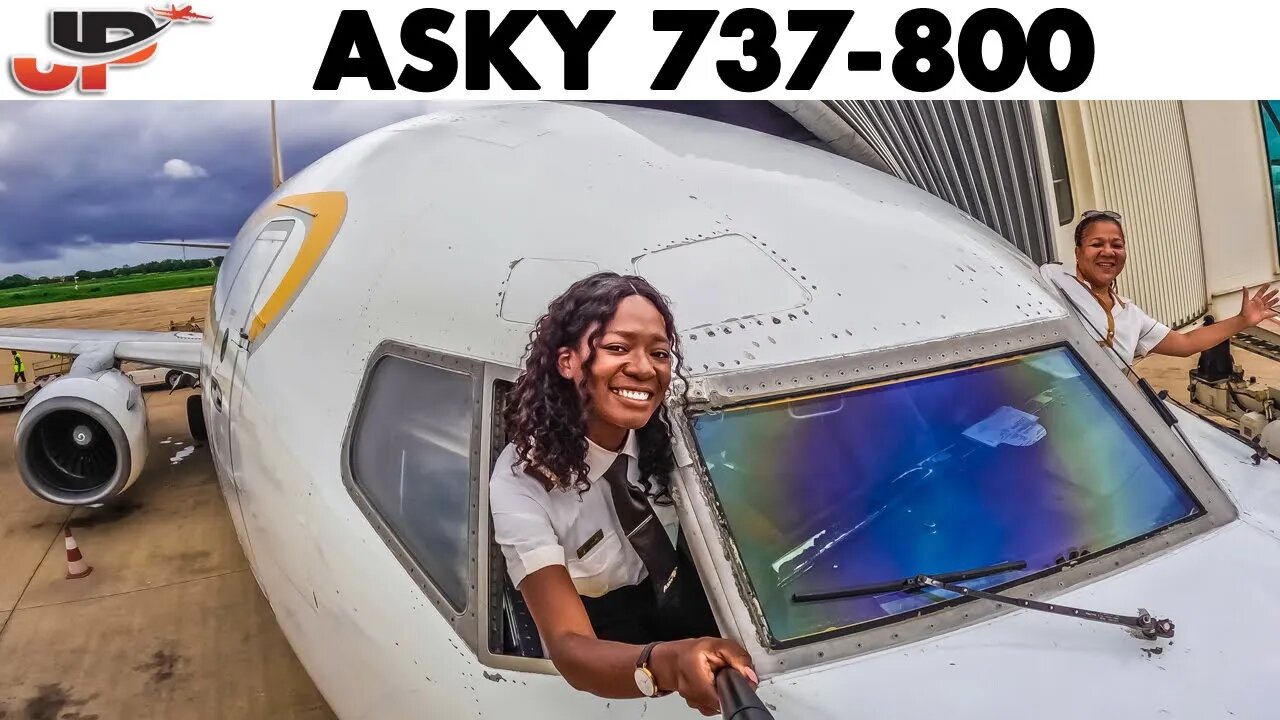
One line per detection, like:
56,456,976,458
1182,101,1280,320
1053,101,1208,328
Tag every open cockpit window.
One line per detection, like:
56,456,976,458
485,379,547,660
689,346,1203,648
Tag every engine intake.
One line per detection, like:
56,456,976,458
16,370,149,505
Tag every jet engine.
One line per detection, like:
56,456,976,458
15,369,149,505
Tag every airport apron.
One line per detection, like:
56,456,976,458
578,456,719,644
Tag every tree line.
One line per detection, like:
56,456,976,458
0,257,224,289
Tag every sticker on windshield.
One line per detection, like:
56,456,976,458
1026,352,1081,379
963,406,1047,448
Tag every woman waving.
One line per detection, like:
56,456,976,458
1043,210,1280,365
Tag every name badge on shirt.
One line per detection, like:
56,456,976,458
576,529,604,559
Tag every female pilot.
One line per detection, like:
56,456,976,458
1043,209,1279,365
488,272,756,716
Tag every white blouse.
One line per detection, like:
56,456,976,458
1041,263,1171,366
488,430,678,598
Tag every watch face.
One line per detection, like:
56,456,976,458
634,668,656,697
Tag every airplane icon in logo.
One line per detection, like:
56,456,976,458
150,4,212,22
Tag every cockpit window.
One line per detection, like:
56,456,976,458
349,354,474,612
689,346,1202,647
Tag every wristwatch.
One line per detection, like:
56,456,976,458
634,641,668,698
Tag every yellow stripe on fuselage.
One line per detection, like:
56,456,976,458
247,191,347,343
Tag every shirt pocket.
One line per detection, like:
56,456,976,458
566,530,621,598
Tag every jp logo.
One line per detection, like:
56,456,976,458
9,6,211,95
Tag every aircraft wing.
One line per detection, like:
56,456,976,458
0,328,202,371
138,240,231,250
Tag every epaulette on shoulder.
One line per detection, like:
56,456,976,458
522,462,559,487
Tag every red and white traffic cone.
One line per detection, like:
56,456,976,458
64,527,92,579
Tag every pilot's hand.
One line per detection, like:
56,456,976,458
650,637,757,717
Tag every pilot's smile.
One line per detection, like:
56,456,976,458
576,295,674,449
611,387,653,403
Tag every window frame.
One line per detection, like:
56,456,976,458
667,314,1238,676
1257,101,1280,262
1038,100,1075,227
213,217,290,321
475,364,561,675
340,340,487,651
686,343,1205,649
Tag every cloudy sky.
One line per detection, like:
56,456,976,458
0,101,441,277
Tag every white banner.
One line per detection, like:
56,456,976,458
0,1,1276,100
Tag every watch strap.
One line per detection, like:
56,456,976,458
637,642,670,697
637,641,660,669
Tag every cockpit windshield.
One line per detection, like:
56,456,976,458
689,346,1202,647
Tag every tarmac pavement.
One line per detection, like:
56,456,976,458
0,317,335,719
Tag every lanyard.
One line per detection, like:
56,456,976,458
1072,274,1117,348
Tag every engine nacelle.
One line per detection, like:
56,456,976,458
15,369,149,505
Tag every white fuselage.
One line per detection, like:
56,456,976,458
194,101,1280,719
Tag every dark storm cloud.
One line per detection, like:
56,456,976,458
0,101,436,272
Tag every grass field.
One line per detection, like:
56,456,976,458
0,267,217,309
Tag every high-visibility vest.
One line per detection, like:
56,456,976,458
12,354,23,373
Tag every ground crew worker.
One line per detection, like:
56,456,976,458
11,350,26,383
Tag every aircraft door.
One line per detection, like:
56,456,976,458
207,220,293,562
209,220,292,458
225,217,319,607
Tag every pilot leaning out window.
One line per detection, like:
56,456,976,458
489,272,756,717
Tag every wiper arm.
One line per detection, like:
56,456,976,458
791,560,1026,603
792,559,1176,640
917,574,1175,640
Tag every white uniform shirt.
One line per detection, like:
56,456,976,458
1040,263,1171,366
489,431,679,598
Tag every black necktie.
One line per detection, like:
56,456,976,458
602,454,679,600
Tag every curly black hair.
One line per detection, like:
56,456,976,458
504,272,688,502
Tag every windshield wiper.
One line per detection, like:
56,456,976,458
792,559,1175,640
791,560,1026,602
